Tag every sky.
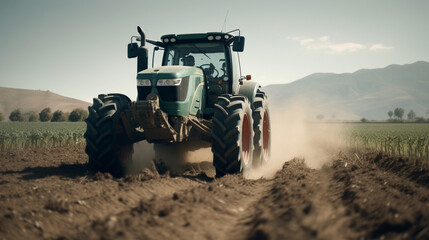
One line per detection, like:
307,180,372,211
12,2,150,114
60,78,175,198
0,0,428,102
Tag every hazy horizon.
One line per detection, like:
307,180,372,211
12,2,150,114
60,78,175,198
1,0,429,102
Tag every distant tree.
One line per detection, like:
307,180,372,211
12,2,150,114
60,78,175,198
69,108,88,122
0,112,4,122
388,110,393,119
316,114,324,121
360,118,367,123
39,108,52,122
26,112,38,122
9,109,25,122
51,110,67,122
394,107,404,120
407,110,416,121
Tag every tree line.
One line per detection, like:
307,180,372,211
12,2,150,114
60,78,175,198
387,107,428,122
0,108,88,122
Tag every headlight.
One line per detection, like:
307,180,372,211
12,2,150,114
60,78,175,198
157,78,182,86
137,79,151,86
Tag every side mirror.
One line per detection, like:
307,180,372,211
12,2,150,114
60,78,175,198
152,47,160,67
128,43,138,58
233,36,245,52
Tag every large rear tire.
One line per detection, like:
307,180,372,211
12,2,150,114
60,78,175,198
252,92,271,168
212,95,254,177
84,94,134,177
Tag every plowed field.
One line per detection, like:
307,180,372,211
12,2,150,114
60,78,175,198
1,146,428,240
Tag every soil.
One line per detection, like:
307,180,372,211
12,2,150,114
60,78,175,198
0,146,428,240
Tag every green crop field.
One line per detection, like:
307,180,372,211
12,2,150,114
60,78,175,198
0,122,86,151
1,122,428,160
346,123,429,159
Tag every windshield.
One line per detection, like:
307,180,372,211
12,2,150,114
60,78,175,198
163,42,227,79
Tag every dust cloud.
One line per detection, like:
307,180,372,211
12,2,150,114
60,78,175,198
129,140,213,175
127,141,155,174
246,102,348,179
129,102,348,178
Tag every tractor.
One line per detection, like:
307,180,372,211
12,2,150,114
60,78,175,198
84,26,271,177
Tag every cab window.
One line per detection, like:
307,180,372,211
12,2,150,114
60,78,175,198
163,43,228,80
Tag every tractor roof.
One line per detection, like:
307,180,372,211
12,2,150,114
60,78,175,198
160,32,235,44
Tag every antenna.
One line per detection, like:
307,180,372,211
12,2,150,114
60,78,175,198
221,10,229,32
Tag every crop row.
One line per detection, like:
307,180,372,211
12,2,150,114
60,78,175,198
1,122,428,160
0,122,86,151
346,123,429,159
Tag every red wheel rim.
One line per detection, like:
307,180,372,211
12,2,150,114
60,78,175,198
242,114,250,165
263,112,270,161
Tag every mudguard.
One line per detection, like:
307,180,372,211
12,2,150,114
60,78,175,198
237,81,261,105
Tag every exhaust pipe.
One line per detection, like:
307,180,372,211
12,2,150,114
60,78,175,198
136,26,148,73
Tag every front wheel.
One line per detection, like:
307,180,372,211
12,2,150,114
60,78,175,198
211,95,254,177
84,94,134,177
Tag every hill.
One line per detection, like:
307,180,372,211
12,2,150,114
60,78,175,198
0,87,90,118
263,61,429,120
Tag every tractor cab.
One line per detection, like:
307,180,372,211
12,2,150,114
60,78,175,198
160,32,244,107
163,41,228,104
128,29,245,114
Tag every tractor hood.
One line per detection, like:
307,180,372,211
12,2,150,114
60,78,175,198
137,66,204,80
135,65,206,117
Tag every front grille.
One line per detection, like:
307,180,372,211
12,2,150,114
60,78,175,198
137,86,151,100
157,76,189,102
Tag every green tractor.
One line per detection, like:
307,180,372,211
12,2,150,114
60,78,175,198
84,26,271,177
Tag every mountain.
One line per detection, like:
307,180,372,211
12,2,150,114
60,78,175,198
262,61,429,120
0,87,90,117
